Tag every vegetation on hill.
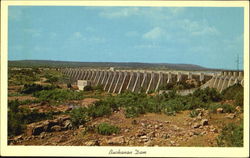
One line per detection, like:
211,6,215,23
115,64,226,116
8,60,216,71
7,67,244,147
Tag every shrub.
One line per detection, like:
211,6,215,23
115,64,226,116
88,103,112,118
217,121,243,147
221,104,236,113
185,97,206,110
8,100,55,136
92,85,104,91
21,83,58,94
125,106,141,118
193,88,222,103
33,89,84,102
84,85,93,91
189,110,199,118
70,107,91,128
208,104,222,113
221,84,243,100
8,109,25,137
208,104,235,113
235,90,243,107
95,123,120,135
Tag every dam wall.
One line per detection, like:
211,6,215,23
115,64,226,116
61,68,216,94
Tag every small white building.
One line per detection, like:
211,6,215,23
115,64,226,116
110,67,115,71
77,80,91,90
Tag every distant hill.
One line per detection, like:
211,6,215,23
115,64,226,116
8,60,219,71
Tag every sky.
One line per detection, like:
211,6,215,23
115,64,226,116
8,6,244,70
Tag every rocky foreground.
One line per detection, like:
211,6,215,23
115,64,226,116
9,104,242,147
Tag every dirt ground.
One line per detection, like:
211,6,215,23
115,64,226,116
10,103,242,147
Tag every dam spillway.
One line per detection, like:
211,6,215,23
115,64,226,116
60,68,244,93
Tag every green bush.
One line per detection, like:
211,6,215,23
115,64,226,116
159,81,196,91
208,104,222,113
125,106,143,118
8,100,55,137
95,123,120,135
83,85,93,91
193,88,222,103
235,90,244,107
92,85,104,91
33,89,84,102
21,83,58,94
221,84,243,100
189,109,199,118
88,103,112,118
221,104,235,113
217,121,243,147
208,104,235,113
8,68,40,86
185,97,207,110
70,107,91,128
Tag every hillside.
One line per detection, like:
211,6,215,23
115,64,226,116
8,60,217,71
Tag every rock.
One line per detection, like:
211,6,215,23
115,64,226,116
235,106,242,112
192,123,201,128
27,124,45,136
124,129,129,133
51,125,61,132
149,131,156,137
154,125,159,129
200,131,207,135
201,119,209,126
170,140,175,144
131,120,138,125
198,112,203,117
188,132,194,137
172,125,180,131
63,120,72,129
163,133,170,139
144,140,152,146
226,113,236,119
136,130,146,137
217,108,223,113
40,132,46,139
193,131,200,135
107,136,125,145
165,121,171,124
140,135,148,139
159,123,163,127
210,128,218,133
141,123,146,127
13,135,23,141
197,115,202,120
85,140,100,146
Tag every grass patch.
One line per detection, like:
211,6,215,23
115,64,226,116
95,123,120,135
33,89,84,102
217,120,243,147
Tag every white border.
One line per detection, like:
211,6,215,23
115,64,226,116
1,1,249,157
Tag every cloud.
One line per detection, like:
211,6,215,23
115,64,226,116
143,27,167,40
178,19,220,36
168,7,186,15
134,44,161,49
69,32,105,44
99,7,140,19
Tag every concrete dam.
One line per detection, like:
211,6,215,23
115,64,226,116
61,68,244,94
